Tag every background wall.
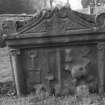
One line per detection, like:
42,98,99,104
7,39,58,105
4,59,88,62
0,47,12,83
0,15,32,83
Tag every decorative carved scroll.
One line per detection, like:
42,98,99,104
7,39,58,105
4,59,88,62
97,42,105,50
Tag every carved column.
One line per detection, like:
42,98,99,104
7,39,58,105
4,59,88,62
97,43,105,94
10,48,26,96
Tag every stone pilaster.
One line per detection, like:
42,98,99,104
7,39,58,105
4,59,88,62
10,48,25,96
97,43,105,94
56,48,62,88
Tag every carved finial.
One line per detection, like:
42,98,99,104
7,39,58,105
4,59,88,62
97,42,105,50
95,13,105,28
66,0,70,7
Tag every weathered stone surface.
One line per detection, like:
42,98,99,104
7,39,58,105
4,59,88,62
76,84,89,97
0,47,12,82
2,7,105,96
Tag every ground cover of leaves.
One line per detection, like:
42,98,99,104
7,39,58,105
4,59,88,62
0,94,105,105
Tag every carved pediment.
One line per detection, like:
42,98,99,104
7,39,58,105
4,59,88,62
20,18,87,34
17,7,96,35
2,6,105,41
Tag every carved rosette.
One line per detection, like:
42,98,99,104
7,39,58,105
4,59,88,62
97,42,105,94
9,49,20,56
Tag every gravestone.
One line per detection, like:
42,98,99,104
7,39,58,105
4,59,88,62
2,7,105,96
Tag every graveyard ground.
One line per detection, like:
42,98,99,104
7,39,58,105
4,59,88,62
0,94,105,105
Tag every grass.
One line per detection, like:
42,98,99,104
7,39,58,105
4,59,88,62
0,94,105,105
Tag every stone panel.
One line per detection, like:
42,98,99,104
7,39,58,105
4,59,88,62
60,45,98,93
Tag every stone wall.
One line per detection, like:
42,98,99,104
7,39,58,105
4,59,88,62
0,14,32,83
0,47,12,82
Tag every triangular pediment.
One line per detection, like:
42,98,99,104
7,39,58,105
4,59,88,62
17,7,96,35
